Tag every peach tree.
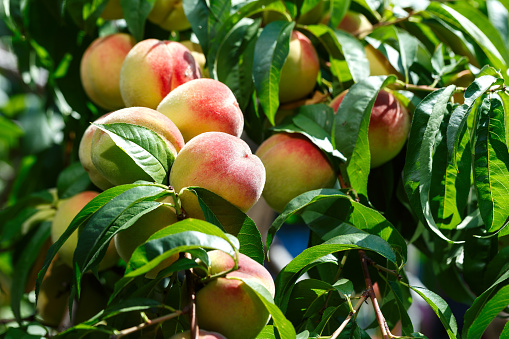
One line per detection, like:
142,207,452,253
0,0,509,338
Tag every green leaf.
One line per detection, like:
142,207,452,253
388,281,414,335
474,95,509,232
395,29,418,83
328,0,351,29
93,122,175,185
409,285,458,339
185,187,264,265
10,221,51,322
235,276,297,339
125,219,239,277
57,162,91,200
332,75,396,196
252,20,295,125
447,75,500,164
120,0,155,41
333,30,370,83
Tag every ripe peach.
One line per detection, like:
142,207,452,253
195,250,275,339
80,33,135,110
148,0,191,31
51,191,119,270
120,39,201,109
169,132,265,217
169,330,227,339
330,89,410,168
157,79,244,142
79,107,185,190
36,259,73,326
255,132,337,212
279,31,320,103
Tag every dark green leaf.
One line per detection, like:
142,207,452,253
57,162,91,200
120,0,156,41
252,20,295,125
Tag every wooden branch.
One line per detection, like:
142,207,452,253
359,250,390,339
112,308,186,339
330,291,369,339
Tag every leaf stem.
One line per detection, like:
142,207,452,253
359,250,390,339
111,308,187,338
330,291,368,339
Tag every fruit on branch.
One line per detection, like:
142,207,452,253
255,132,337,213
114,198,179,276
51,191,119,269
79,107,185,190
364,44,398,77
157,79,244,142
179,40,207,77
100,0,123,20
36,259,73,327
80,33,135,110
169,132,265,217
168,330,227,339
119,39,201,109
279,30,320,104
148,0,191,31
330,89,410,168
335,11,372,37
195,250,275,339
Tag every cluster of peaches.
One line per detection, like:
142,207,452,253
37,7,412,339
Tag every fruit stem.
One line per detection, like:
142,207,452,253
359,250,391,339
330,291,368,339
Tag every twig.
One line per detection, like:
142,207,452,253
355,11,417,38
359,250,390,339
185,253,199,339
362,255,402,280
111,308,187,339
330,291,369,339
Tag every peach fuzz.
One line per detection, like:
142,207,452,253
279,30,320,103
148,0,191,31
157,79,243,142
119,39,201,109
169,132,265,215
79,107,185,190
168,330,226,339
80,33,135,110
330,89,410,168
255,132,337,212
195,250,275,339
51,191,119,270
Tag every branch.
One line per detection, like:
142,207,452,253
359,250,390,339
330,291,369,339
362,255,402,280
112,308,187,339
356,11,418,38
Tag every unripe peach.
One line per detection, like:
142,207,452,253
168,330,227,339
157,79,244,142
169,132,265,217
279,31,320,103
195,250,275,339
36,259,73,326
114,201,178,264
80,33,135,110
79,107,185,190
330,89,410,168
51,191,119,270
120,39,201,109
148,0,191,31
255,132,337,212
336,11,372,37
365,44,397,77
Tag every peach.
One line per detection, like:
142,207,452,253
157,79,244,142
330,89,410,168
79,107,185,190
80,33,135,110
169,330,227,339
169,132,265,217
255,132,337,212
279,30,320,103
195,250,275,339
180,40,207,76
120,39,201,109
336,11,372,37
51,191,119,270
365,44,398,77
36,259,73,326
148,0,191,31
